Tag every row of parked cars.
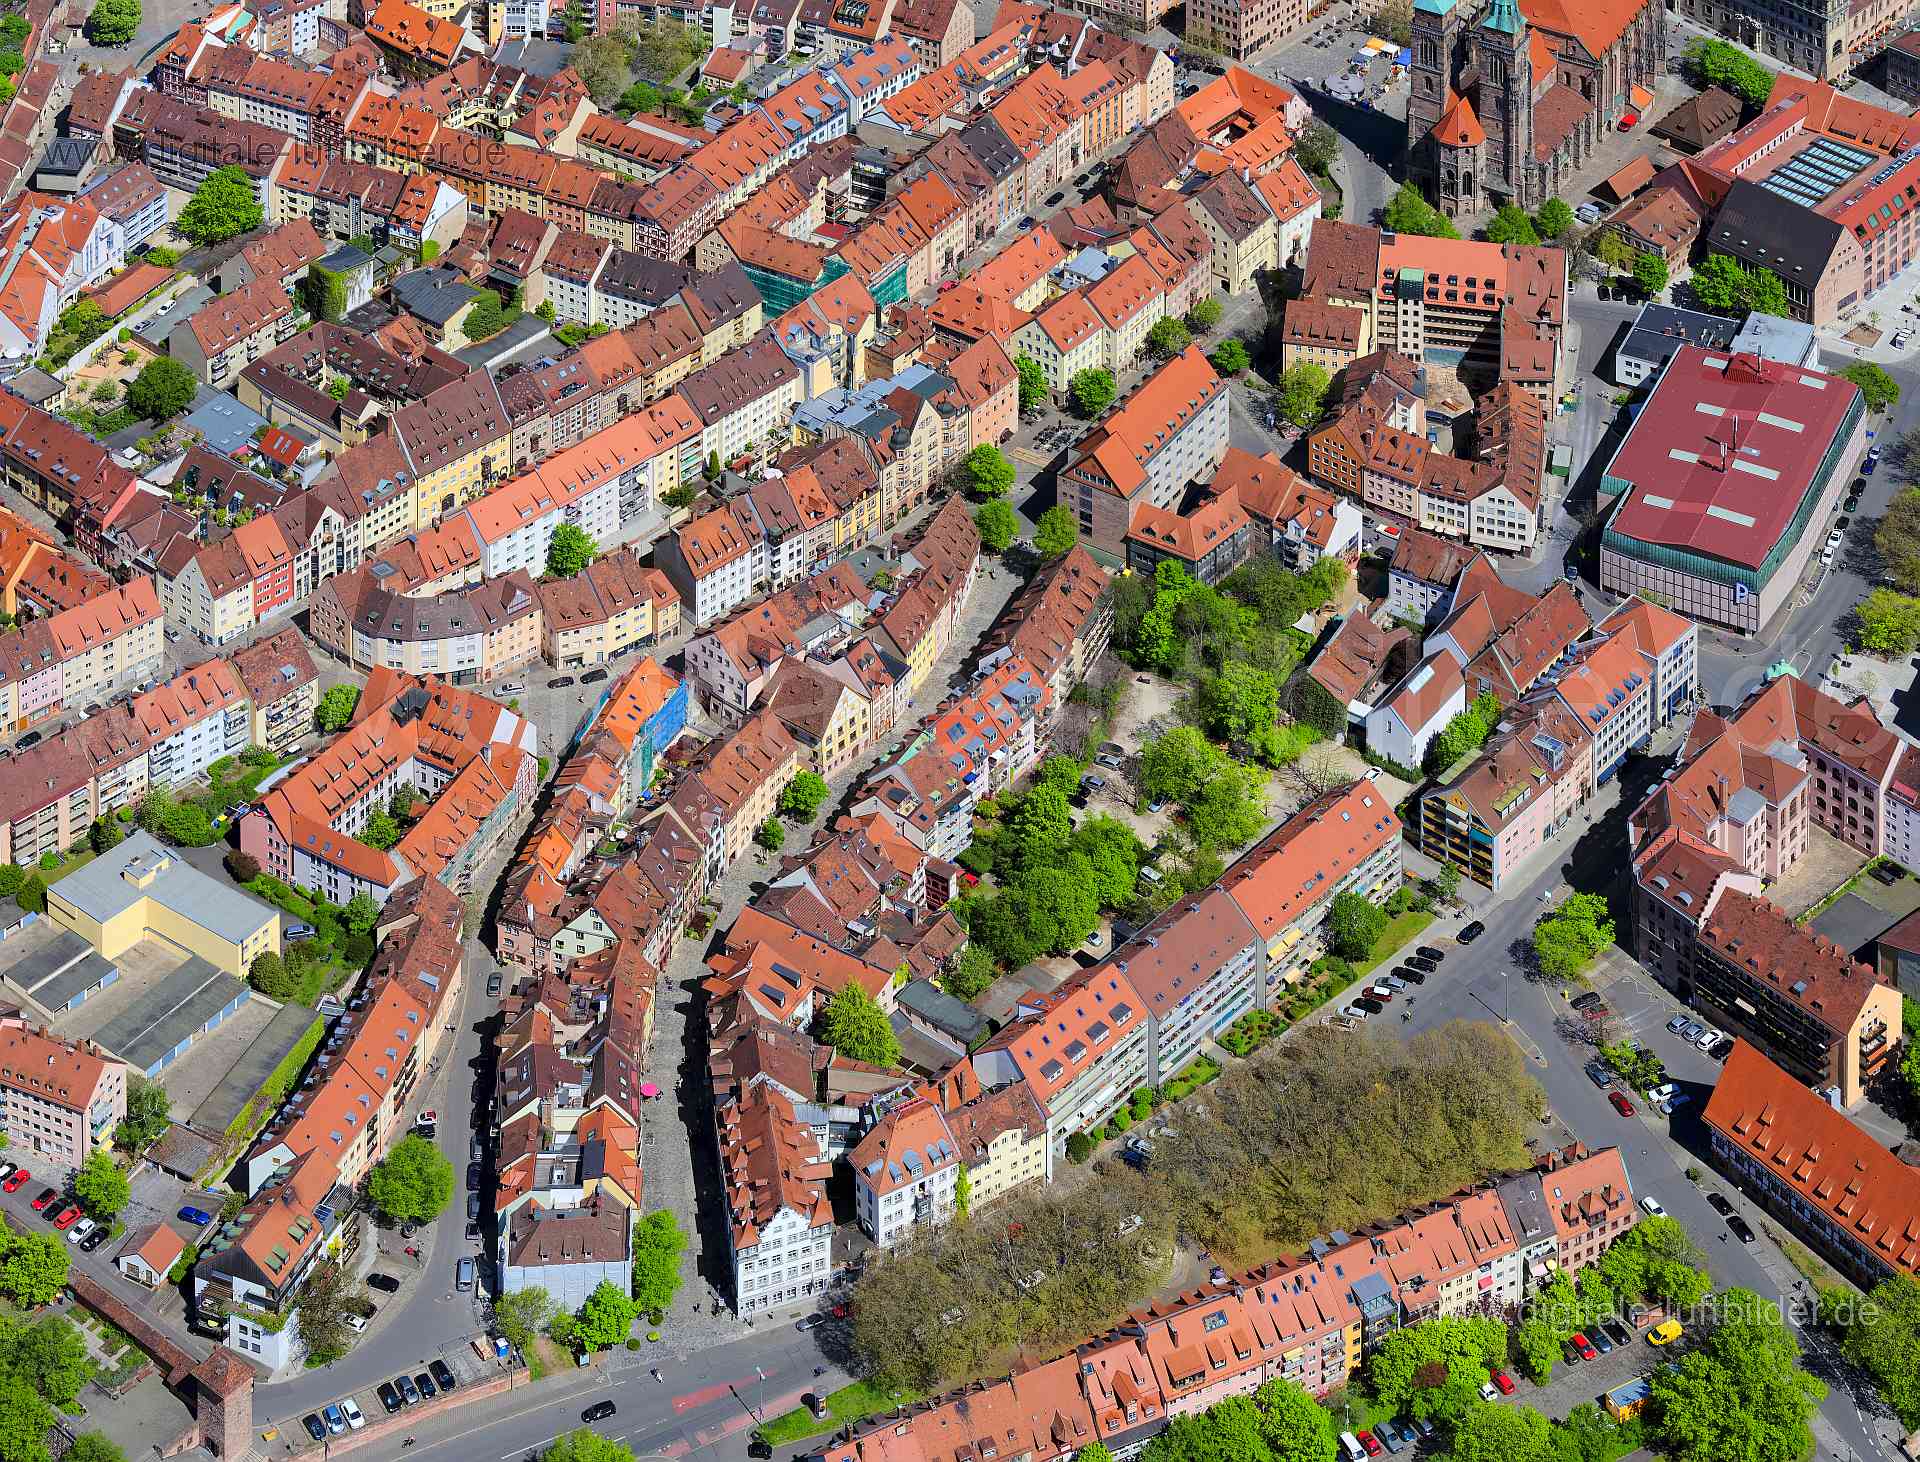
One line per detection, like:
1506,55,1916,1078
14,1165,115,1252
301,1359,460,1440
1337,945,1450,1021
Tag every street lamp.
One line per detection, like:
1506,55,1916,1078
754,1365,766,1421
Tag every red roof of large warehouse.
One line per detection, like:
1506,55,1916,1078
1603,345,1860,572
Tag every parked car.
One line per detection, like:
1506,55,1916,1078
52,1206,80,1230
550,676,576,688
1727,1214,1757,1243
30,1188,56,1211
1571,991,1604,1012
179,1206,212,1226
1416,946,1446,962
1679,1020,1705,1042
79,1228,109,1252
1608,1091,1636,1117
1665,1014,1689,1034
396,1375,420,1405
1458,920,1486,943
1647,1082,1677,1103
580,668,608,684
415,1372,437,1400
323,1406,346,1436
1695,1026,1723,1050
1705,1191,1735,1217
1589,1325,1615,1355
1492,1369,1516,1395
2,1170,27,1193
302,1416,326,1442
1584,1061,1613,1088
1640,1195,1666,1217
429,1360,456,1392
1380,975,1407,991
376,1382,402,1414
286,922,316,941
68,1218,96,1245
341,1399,364,1430
1355,996,1385,1015
1403,956,1438,973
1393,966,1427,985
583,1401,617,1423
1602,1320,1633,1348
1649,1319,1684,1346
1572,1332,1599,1361
368,1273,402,1293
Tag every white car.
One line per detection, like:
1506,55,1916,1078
1647,1082,1677,1103
67,1218,95,1245
1364,766,1384,781
341,1398,365,1431
1339,1003,1369,1020
344,1314,368,1333
1639,1195,1666,1217
1085,930,1105,951
1695,1026,1723,1050
1479,1382,1499,1402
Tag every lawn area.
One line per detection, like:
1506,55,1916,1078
42,849,96,884
757,1379,923,1447
1351,911,1435,977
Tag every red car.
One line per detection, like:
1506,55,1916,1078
1492,1369,1516,1395
1358,1432,1383,1457
52,1205,81,1230
1609,1090,1636,1117
29,1187,57,1211
1571,1333,1599,1361
2,1169,26,1193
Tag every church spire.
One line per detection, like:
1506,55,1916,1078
1482,0,1524,34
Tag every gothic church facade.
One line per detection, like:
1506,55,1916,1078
1405,0,1663,214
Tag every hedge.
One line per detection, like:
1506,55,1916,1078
224,1015,324,1140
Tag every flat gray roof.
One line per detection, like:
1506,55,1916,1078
34,951,119,1014
1808,892,1903,958
3,923,94,1000
90,956,246,1075
190,1000,321,1134
53,831,277,947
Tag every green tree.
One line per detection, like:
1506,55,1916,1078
1367,1315,1508,1423
126,356,197,421
1292,119,1339,178
177,165,263,244
88,816,121,854
1690,253,1750,313
113,1076,171,1152
0,1228,68,1306
1683,37,1776,107
1142,1397,1271,1462
818,983,901,1067
316,684,360,731
367,1132,454,1223
0,1372,52,1462
1513,1315,1558,1383
1880,488,1920,593
1072,816,1142,908
1182,761,1266,851
1650,1288,1824,1462
778,771,830,820
1186,296,1225,332
1632,251,1670,298
1008,784,1074,869
629,1210,687,1315
1209,338,1251,375
941,944,997,1001
2,1315,93,1406
965,444,1014,498
1069,368,1116,418
543,1429,636,1462
1278,362,1330,429
73,1150,130,1220
1842,361,1902,413
1383,181,1459,238
1450,1404,1555,1462
1145,316,1192,360
64,1437,124,1462
974,498,1018,552
0,865,22,898
1534,198,1575,239
1532,892,1616,979
249,950,293,999
1486,203,1540,245
1326,889,1388,959
85,0,139,45
343,891,380,936
575,1279,638,1351
1034,505,1079,558
1745,265,1789,318
1140,725,1225,805
362,810,401,851
294,1259,357,1365
1838,1274,1920,1427
755,817,784,851
1250,1377,1337,1461
1015,352,1048,415
14,875,44,915
1853,588,1920,655
546,521,597,579
1196,662,1278,742
493,1287,557,1353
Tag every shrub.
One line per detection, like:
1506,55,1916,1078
1065,1133,1093,1163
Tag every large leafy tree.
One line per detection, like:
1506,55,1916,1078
1196,663,1277,743
74,1151,130,1220
1145,316,1192,360
1140,725,1226,806
1034,505,1078,559
1382,181,1459,238
546,522,598,578
1683,37,1776,107
115,1076,171,1152
1277,362,1330,429
1367,1315,1508,1423
1632,251,1670,298
86,0,140,46
629,1210,687,1315
1069,368,1116,419
1007,784,1074,869
1853,588,1920,654
965,444,1014,498
1250,1378,1336,1461
974,498,1018,552
1689,254,1751,313
544,1431,635,1462
818,983,900,1067
0,1315,92,1407
1878,488,1920,594
1326,889,1388,959
574,1280,638,1351
493,1286,557,1353
126,357,196,421
778,771,830,820
1449,1404,1555,1462
1292,120,1339,177
0,1228,67,1307
1838,1274,1920,1426
1532,892,1616,979
0,1372,52,1462
1841,361,1901,413
177,165,263,245
1650,1287,1825,1462
315,684,360,731
1015,352,1048,415
1534,198,1574,239
367,1132,454,1223
1485,204,1540,246
1210,338,1251,376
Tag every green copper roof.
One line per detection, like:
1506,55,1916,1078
1414,0,1458,12
1482,0,1525,34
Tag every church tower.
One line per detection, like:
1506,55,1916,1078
1406,0,1465,194
1475,0,1532,207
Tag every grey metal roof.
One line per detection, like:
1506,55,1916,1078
54,831,279,947
89,954,245,1075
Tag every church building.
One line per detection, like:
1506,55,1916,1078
1404,0,1663,214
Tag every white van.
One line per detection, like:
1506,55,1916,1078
456,1257,476,1291
1339,1433,1366,1462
